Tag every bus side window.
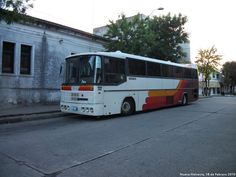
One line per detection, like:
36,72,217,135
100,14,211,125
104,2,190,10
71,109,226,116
104,57,125,84
128,59,146,76
147,62,161,77
162,64,168,77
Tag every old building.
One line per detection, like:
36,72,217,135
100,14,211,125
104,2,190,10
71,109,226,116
0,16,106,107
198,71,222,96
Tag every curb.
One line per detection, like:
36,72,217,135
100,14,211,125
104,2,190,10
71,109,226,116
0,111,72,124
199,96,212,99
0,110,60,119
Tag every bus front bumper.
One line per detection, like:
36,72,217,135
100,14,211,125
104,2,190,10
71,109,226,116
60,102,104,116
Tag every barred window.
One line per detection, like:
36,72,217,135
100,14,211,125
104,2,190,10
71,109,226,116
2,41,15,73
20,44,32,74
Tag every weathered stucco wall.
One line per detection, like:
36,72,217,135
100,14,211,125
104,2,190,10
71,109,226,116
0,21,105,107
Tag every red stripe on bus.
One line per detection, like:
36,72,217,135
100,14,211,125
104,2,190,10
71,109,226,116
142,80,188,111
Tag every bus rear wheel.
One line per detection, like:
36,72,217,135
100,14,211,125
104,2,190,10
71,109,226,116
182,94,188,105
121,98,135,115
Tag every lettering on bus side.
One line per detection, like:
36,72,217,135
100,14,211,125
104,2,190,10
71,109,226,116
128,77,136,80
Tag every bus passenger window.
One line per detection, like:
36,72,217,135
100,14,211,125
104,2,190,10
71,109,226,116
162,64,169,77
147,62,161,77
104,57,125,84
128,59,146,76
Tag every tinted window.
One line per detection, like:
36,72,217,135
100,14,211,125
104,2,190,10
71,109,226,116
162,64,169,77
184,68,191,79
104,57,125,84
128,59,146,76
2,41,15,73
192,69,198,79
168,65,174,77
20,45,32,74
174,66,184,78
147,62,161,77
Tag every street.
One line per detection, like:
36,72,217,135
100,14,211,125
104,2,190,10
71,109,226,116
0,97,236,177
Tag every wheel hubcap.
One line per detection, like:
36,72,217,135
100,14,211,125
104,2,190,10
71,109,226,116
183,96,186,104
122,102,130,113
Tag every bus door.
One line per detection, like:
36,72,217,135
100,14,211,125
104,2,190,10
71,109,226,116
94,56,104,104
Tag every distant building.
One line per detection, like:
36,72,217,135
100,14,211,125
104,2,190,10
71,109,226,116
179,42,190,62
198,71,222,95
93,14,147,37
93,14,191,62
0,15,106,107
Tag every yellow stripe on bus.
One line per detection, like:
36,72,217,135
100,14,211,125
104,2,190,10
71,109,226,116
148,90,178,97
148,80,183,97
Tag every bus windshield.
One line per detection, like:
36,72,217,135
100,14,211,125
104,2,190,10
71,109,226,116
65,55,102,85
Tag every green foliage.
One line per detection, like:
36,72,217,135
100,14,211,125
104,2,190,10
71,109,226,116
222,61,236,93
195,46,222,95
148,13,188,61
0,0,33,23
104,13,189,62
104,14,153,57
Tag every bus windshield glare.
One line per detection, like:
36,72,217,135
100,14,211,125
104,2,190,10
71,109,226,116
65,55,102,85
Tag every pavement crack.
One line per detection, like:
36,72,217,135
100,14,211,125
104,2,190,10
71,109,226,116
0,152,46,176
58,137,152,174
164,113,212,133
43,171,61,177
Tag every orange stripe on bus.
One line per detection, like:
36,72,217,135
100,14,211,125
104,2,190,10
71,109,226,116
148,80,185,97
148,90,178,97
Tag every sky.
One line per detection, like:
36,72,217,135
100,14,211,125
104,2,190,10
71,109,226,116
28,0,236,65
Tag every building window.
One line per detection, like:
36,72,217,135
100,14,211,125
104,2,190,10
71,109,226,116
2,41,15,73
20,44,32,74
212,73,215,78
213,88,216,94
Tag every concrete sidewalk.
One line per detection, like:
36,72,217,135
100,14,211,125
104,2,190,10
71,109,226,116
0,103,60,117
0,103,63,124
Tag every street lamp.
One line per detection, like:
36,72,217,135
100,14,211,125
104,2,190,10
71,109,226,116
148,7,164,17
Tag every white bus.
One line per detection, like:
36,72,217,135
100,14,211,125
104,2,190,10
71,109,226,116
60,51,198,116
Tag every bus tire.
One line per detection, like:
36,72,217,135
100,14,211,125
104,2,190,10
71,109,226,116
182,94,188,106
121,98,135,115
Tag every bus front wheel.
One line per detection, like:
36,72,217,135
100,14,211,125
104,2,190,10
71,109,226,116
121,98,135,115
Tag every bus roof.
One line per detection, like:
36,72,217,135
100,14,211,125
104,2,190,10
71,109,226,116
67,51,197,69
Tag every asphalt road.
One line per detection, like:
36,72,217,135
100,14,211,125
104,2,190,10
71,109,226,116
0,97,236,177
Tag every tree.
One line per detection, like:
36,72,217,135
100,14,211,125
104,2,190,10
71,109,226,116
104,14,154,57
148,13,189,62
0,0,33,23
195,46,222,96
104,13,189,62
222,61,236,94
